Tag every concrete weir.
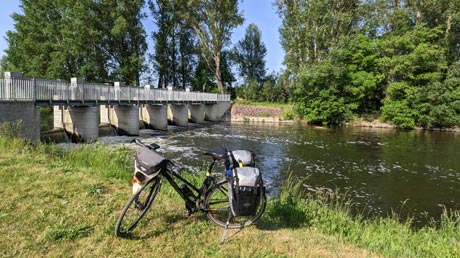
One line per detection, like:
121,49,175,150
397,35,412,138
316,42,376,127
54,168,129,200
168,103,189,126
55,106,99,142
100,105,139,135
1,72,233,141
188,103,205,123
140,104,168,130
205,102,231,122
205,104,218,121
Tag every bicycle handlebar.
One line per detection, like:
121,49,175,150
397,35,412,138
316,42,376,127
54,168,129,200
131,138,160,151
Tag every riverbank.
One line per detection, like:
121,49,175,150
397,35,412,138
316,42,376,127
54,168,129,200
1,136,459,257
231,102,395,128
230,102,460,133
0,136,374,257
230,102,294,123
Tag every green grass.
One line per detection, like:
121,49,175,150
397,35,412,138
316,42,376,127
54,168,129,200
0,136,375,257
269,173,460,257
233,99,293,110
1,134,459,257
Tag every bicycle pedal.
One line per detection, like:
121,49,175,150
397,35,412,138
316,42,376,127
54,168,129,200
135,201,145,210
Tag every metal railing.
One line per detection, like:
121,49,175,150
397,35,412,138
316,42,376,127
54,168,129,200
0,78,230,103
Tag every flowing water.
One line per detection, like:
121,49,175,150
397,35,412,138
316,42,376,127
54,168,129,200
97,122,460,226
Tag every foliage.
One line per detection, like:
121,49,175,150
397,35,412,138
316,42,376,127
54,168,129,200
236,73,289,103
191,50,235,93
0,120,23,139
2,0,147,85
276,0,460,128
149,0,197,89
232,23,267,84
184,0,243,93
264,172,460,258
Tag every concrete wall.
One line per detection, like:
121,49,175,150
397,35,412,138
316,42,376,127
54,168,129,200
0,101,40,141
62,106,99,142
205,104,218,121
140,104,168,130
109,105,139,135
100,105,110,124
189,103,205,123
205,102,231,122
167,104,189,127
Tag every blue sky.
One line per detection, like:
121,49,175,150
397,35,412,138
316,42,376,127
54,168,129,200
0,1,284,73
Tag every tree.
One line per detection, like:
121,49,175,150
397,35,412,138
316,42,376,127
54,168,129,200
149,0,174,88
232,23,267,84
149,0,197,89
191,50,235,93
275,0,361,73
192,55,215,92
97,0,147,86
185,0,243,93
2,0,147,85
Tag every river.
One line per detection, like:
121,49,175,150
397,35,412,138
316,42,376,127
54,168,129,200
98,122,460,226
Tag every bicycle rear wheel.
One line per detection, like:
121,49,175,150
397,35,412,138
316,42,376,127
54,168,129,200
204,180,266,229
115,177,161,237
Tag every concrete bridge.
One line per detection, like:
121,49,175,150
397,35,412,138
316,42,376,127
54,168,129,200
0,72,231,141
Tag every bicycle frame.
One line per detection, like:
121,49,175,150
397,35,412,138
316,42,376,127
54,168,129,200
158,158,222,214
115,140,267,238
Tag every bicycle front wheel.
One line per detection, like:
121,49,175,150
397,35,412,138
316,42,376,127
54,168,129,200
204,180,266,229
115,177,161,237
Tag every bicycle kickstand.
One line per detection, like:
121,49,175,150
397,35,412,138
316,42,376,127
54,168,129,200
220,213,232,244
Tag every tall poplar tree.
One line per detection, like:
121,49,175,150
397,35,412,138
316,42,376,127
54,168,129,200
97,0,147,86
233,23,267,84
185,0,243,93
149,0,196,89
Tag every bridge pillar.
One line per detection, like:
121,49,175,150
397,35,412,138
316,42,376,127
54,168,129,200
60,106,99,142
167,103,189,127
205,104,218,121
108,105,139,135
205,102,231,121
140,104,168,130
0,101,40,141
188,103,205,123
217,101,232,119
100,105,111,125
54,106,64,128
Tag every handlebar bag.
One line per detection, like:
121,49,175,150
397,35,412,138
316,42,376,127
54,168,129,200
134,146,168,183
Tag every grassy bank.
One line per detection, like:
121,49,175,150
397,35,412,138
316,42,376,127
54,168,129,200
0,136,459,257
232,100,295,121
233,99,293,110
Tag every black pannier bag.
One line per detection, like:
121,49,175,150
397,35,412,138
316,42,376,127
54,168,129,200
228,150,263,217
134,146,168,183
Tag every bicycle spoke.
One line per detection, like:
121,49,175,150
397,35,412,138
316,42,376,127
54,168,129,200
204,180,266,229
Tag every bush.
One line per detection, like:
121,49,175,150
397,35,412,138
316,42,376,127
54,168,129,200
0,120,23,138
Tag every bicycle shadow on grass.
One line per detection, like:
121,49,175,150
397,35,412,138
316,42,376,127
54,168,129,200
117,212,204,240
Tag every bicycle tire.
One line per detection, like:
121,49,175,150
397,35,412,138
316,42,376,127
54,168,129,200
115,177,161,237
204,179,266,229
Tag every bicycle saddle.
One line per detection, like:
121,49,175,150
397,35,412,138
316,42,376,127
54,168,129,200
203,147,228,160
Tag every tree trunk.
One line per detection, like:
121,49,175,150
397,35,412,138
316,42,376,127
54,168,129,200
446,15,452,36
214,55,224,94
